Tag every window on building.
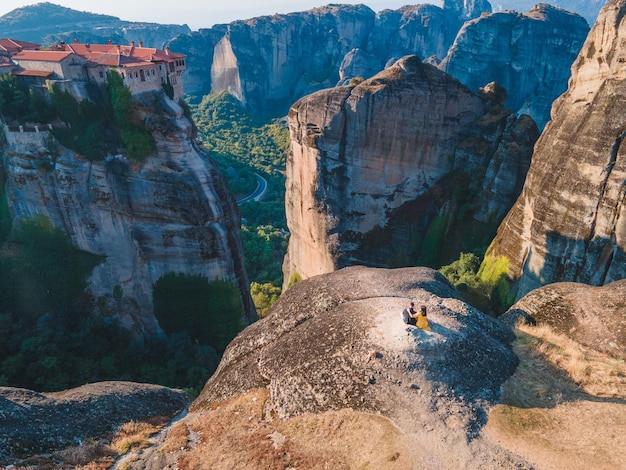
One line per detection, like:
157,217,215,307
99,71,103,78
140,69,145,81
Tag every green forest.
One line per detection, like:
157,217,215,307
0,215,234,394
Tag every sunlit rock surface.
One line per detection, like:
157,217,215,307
486,0,626,299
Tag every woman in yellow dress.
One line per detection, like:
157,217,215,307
416,305,431,331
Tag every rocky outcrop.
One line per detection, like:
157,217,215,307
0,381,189,460
135,266,527,469
1,90,256,335
187,267,519,462
492,0,606,24
346,4,464,82
210,4,376,113
283,55,538,287
196,266,518,415
502,280,626,357
115,269,626,470
439,4,589,129
170,2,491,114
443,0,493,23
484,0,626,299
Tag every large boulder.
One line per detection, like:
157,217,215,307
0,381,189,460
283,55,538,287
502,280,626,357
153,266,525,469
196,266,518,419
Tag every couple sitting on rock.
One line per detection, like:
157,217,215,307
402,302,431,331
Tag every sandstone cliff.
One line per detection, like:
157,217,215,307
484,0,626,299
1,90,256,335
170,1,491,114
283,55,538,287
439,4,589,129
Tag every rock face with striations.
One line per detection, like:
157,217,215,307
170,1,491,114
1,89,256,335
484,0,626,299
283,55,538,287
493,0,606,25
439,4,589,129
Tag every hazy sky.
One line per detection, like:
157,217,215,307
0,1,419,31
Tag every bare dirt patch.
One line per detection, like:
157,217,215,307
165,388,415,470
484,323,626,470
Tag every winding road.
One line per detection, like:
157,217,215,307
237,172,268,204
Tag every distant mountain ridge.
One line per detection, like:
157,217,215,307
493,0,607,23
0,2,592,128
0,2,190,48
0,1,119,29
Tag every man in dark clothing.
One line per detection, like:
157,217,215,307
402,301,418,325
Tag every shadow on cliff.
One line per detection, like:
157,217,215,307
352,170,502,271
514,231,626,299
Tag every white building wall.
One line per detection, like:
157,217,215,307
3,126,49,147
59,58,88,80
122,64,163,95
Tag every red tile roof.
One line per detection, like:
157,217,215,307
12,50,74,62
62,42,185,64
9,41,184,70
92,53,146,67
0,38,40,54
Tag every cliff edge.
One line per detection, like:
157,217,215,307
1,89,256,335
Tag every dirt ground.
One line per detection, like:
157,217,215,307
483,325,626,470
153,388,416,470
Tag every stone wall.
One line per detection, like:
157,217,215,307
3,125,50,147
